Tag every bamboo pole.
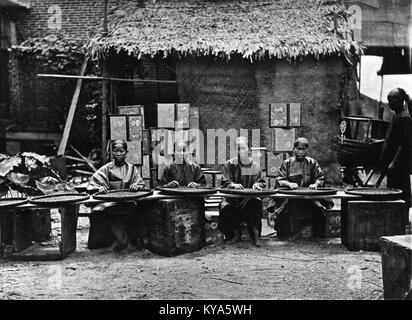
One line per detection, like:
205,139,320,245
36,74,176,84
57,56,89,156
101,0,109,162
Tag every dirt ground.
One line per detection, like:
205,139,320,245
0,209,384,301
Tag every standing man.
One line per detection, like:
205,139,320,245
219,136,265,247
380,88,412,219
159,140,206,188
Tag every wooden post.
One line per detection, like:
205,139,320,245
57,56,89,156
59,204,78,257
101,60,109,162
13,209,32,252
101,0,109,162
378,75,385,119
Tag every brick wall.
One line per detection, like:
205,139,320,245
5,0,177,155
175,56,354,184
15,0,121,41
255,57,345,184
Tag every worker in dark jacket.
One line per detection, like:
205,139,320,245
275,137,333,240
218,136,265,247
159,140,206,188
380,88,412,223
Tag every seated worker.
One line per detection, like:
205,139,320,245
219,136,265,247
275,137,333,240
159,140,206,188
87,140,145,251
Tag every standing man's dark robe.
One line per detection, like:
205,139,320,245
380,110,412,212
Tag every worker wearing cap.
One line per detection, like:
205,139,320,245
275,137,333,240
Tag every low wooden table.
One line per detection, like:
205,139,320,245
0,202,79,261
0,191,201,260
380,235,412,300
341,200,406,251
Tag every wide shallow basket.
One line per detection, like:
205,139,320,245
219,188,277,197
277,187,338,196
0,197,29,208
336,138,384,167
30,193,90,206
93,189,153,201
157,186,217,196
344,187,402,200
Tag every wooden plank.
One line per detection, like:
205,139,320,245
59,204,78,257
69,145,97,172
13,209,32,252
11,245,63,261
57,56,89,156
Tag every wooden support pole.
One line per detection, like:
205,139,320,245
37,74,176,84
59,204,78,257
57,56,89,156
378,75,385,119
101,60,109,162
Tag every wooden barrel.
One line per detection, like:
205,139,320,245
341,200,406,251
143,198,206,256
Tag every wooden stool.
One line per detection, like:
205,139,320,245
341,200,406,251
380,235,412,300
143,197,206,256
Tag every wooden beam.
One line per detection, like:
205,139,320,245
57,56,89,156
69,145,97,172
37,74,176,84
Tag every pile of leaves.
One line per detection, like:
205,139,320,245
0,152,63,197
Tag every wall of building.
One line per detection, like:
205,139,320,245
175,56,355,185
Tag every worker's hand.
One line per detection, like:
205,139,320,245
130,183,143,192
388,162,396,171
229,183,244,190
309,184,318,190
188,182,200,188
98,186,108,194
252,183,263,191
288,183,298,189
165,181,179,188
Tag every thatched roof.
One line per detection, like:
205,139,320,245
0,0,30,8
87,0,362,62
